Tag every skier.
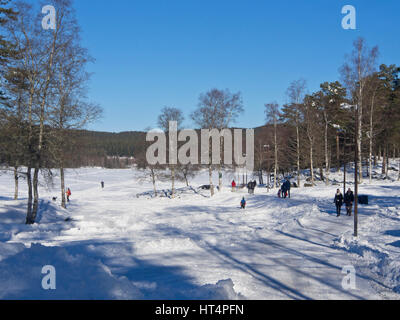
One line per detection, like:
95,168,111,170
344,188,355,216
240,197,246,209
66,188,72,203
101,181,105,189
334,189,343,217
231,180,237,192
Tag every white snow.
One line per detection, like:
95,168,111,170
0,162,400,300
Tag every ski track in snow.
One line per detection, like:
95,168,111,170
0,165,400,300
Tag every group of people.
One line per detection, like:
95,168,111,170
231,180,258,195
334,188,355,217
278,179,291,199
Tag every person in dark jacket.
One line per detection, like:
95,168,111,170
344,188,355,216
251,180,257,194
281,183,287,199
284,179,291,198
334,189,344,217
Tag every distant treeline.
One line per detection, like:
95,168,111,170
62,130,147,168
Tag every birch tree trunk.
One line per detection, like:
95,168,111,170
386,149,389,179
296,124,300,187
368,118,373,183
184,172,189,187
32,167,39,221
274,120,278,189
398,159,400,181
336,132,340,172
209,164,214,196
171,165,175,199
25,167,33,224
218,165,222,192
382,145,386,175
368,89,376,184
309,139,314,184
14,166,19,200
60,162,66,209
151,168,157,197
324,113,329,185
358,106,363,183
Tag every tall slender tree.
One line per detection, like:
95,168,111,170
191,89,243,196
341,37,379,183
282,79,307,187
265,102,281,188
157,106,184,199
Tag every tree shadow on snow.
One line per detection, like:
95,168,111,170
0,238,241,300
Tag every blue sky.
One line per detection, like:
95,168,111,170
71,0,400,132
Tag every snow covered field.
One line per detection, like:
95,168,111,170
0,164,400,300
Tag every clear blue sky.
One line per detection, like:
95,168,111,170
71,0,400,133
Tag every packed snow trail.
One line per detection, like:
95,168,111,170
0,168,400,299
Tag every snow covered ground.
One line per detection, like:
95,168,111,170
0,162,400,300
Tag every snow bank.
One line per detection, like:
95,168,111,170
333,235,400,294
188,279,245,300
0,243,144,300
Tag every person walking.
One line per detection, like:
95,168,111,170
285,179,291,199
247,181,252,194
231,180,237,192
344,188,355,216
66,188,72,203
101,181,105,189
281,183,287,199
334,189,344,217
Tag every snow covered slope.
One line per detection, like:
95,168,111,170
0,165,399,300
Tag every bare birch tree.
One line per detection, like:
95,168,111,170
341,37,379,184
265,102,281,189
191,89,243,196
283,79,307,187
157,106,184,199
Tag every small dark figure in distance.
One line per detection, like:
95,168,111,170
334,189,343,217
344,188,355,216
241,197,246,209
66,188,72,203
101,181,104,189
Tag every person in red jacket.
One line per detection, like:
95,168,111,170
66,188,72,202
231,180,237,192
